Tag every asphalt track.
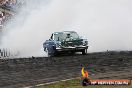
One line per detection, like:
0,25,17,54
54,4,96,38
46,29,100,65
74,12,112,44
0,51,132,88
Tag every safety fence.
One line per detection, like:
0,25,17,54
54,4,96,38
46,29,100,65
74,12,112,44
0,48,19,59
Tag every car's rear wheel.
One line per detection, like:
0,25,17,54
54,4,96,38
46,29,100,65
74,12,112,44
82,49,87,55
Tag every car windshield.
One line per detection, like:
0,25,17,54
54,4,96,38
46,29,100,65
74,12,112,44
54,32,79,41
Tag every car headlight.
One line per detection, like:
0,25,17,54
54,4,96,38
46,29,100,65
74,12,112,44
84,41,88,45
56,41,62,47
83,39,88,46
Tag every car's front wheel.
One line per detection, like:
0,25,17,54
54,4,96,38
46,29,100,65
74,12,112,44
45,47,57,57
44,47,50,57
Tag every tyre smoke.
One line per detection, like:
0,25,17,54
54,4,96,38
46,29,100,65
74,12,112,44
0,0,132,57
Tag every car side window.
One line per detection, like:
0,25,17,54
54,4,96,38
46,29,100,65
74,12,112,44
50,34,53,39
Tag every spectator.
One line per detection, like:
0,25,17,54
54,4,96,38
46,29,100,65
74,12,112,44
0,11,3,29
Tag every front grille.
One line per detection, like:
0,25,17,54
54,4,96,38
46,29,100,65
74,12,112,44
61,39,83,47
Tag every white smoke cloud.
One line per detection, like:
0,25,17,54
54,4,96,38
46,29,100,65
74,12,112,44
73,0,132,51
1,0,132,57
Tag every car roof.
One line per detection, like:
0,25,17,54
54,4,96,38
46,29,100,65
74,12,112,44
53,31,77,34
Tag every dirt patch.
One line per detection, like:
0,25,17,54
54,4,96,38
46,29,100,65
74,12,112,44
0,51,132,88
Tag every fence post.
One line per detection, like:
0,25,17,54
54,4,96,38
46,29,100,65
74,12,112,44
0,49,1,58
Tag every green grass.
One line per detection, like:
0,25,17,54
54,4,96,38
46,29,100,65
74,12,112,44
37,79,132,88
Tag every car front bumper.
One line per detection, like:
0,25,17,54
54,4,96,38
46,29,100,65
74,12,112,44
56,46,88,52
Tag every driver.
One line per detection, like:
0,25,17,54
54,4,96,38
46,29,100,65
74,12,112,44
65,34,72,41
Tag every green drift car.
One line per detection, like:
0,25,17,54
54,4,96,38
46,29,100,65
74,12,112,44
43,31,89,56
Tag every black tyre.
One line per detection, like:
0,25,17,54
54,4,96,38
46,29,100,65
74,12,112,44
82,49,87,55
45,47,51,57
53,51,58,56
45,47,57,57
